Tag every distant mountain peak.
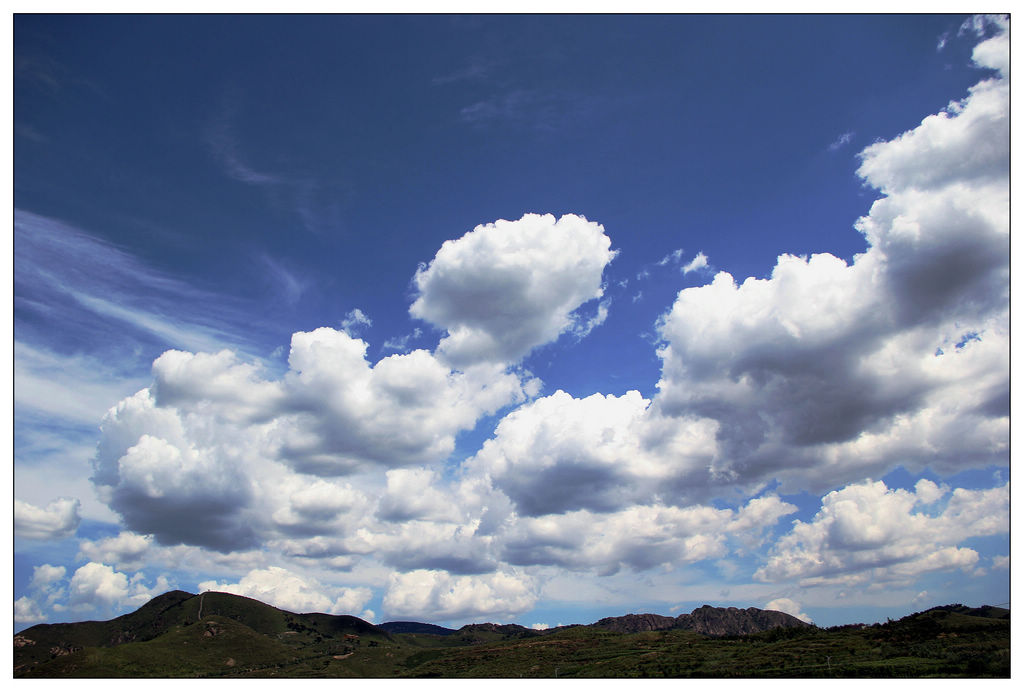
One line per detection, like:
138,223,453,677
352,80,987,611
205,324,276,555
594,605,813,636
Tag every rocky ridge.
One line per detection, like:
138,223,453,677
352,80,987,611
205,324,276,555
593,605,812,635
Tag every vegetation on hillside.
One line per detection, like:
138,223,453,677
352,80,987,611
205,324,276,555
13,592,1008,678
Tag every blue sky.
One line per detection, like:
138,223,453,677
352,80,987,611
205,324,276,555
13,13,1009,631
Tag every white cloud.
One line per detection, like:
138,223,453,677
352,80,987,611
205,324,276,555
340,308,373,333
101,430,257,551
654,30,1008,495
382,569,537,623
53,28,1006,618
970,21,1009,76
349,518,499,575
68,562,131,609
150,349,284,424
274,328,530,474
467,389,718,516
78,532,153,571
14,151,293,356
500,496,795,575
912,478,947,505
377,468,462,523
92,328,532,550
958,14,1008,40
410,213,617,366
681,252,709,274
726,495,801,541
72,290,233,357
856,68,1007,197
657,248,684,266
270,478,370,537
570,298,610,340
199,566,372,615
14,342,147,427
59,562,171,617
755,480,1007,586
15,597,46,624
30,564,66,591
381,327,422,353
15,497,81,540
765,597,812,624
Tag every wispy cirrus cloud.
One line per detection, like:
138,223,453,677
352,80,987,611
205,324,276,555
204,96,352,236
15,209,257,358
459,88,598,133
828,131,854,151
14,209,268,523
205,100,284,186
381,328,422,354
259,254,308,306
432,59,491,85
340,308,373,334
657,249,684,267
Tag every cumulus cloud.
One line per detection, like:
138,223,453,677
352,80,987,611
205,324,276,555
67,562,131,608
30,564,67,591
755,480,1007,586
78,532,153,571
765,597,812,624
277,329,530,474
92,329,531,550
501,496,794,575
73,28,1007,620
271,478,371,538
350,518,499,575
18,564,70,624
382,569,537,623
200,566,372,615
15,597,47,624
654,27,1008,494
45,560,174,618
410,213,617,366
92,399,259,551
377,468,463,523
468,390,719,516
15,497,81,540
150,349,284,424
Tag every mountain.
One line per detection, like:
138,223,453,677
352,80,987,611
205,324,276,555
450,622,541,645
920,604,1010,620
593,605,813,635
378,621,457,635
14,590,391,677
13,593,1008,678
592,612,677,633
